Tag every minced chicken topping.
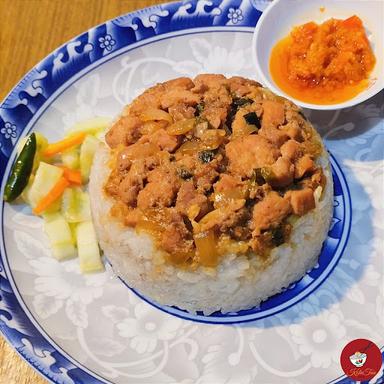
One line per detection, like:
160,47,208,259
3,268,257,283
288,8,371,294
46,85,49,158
104,75,326,268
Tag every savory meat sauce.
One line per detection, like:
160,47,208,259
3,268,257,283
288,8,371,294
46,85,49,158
270,16,376,105
104,75,325,268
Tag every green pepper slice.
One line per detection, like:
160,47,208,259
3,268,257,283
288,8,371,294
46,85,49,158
4,133,37,202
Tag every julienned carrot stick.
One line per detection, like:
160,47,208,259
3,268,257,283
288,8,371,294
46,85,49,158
59,166,82,185
43,132,86,157
33,177,70,215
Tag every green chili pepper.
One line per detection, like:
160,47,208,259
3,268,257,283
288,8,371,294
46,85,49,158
178,168,193,180
195,102,205,116
251,168,265,185
233,97,253,107
198,150,216,163
226,97,254,129
271,225,285,246
260,167,275,182
243,112,261,129
251,167,275,185
4,133,36,202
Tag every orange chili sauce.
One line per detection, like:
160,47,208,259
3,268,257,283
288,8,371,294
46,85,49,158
270,15,376,105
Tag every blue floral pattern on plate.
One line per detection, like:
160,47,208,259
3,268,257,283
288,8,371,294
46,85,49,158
99,34,116,52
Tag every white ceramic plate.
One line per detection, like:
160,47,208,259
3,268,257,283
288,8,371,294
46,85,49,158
0,1,383,383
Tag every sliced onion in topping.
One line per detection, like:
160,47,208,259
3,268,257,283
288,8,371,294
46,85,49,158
217,235,249,255
232,124,259,139
194,119,209,138
119,142,159,163
176,140,202,156
140,108,173,123
140,120,168,135
167,118,196,135
200,129,226,150
198,208,225,229
194,229,218,267
169,250,194,265
212,187,248,208
136,218,163,241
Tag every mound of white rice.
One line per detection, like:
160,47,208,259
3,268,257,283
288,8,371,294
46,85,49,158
89,141,333,315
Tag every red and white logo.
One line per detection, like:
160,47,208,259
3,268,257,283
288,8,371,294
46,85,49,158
340,339,382,382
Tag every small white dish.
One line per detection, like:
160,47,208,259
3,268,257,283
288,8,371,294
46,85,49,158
252,0,384,110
